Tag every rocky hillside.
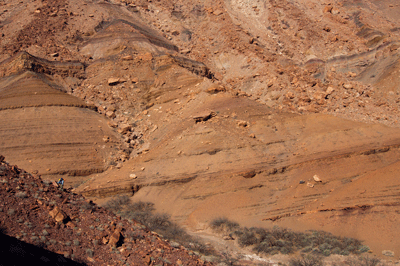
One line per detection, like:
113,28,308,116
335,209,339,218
1,0,400,264
0,155,213,265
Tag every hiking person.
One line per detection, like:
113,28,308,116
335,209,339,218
57,177,64,190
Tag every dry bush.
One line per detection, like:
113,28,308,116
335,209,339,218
103,197,214,256
210,217,239,234
209,219,370,257
289,254,323,266
338,256,384,266
102,195,131,212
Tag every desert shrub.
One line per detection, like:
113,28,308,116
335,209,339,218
342,256,382,266
24,221,32,228
302,246,313,253
81,201,95,211
236,228,258,247
358,246,370,253
86,248,94,257
209,218,369,257
332,247,341,254
65,241,71,246
210,217,239,233
341,250,350,256
15,191,28,198
322,249,331,256
42,230,49,236
281,246,291,254
103,195,131,212
7,209,15,216
103,197,214,256
73,239,80,246
96,226,104,231
289,254,323,266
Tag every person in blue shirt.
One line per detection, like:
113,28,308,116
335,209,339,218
57,177,64,190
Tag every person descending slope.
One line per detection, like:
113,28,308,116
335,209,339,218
57,177,64,190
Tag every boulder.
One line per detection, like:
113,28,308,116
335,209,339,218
343,83,353,90
193,111,216,123
108,78,120,86
118,124,132,134
49,206,69,223
313,174,322,182
206,85,226,94
109,228,122,247
237,120,249,127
